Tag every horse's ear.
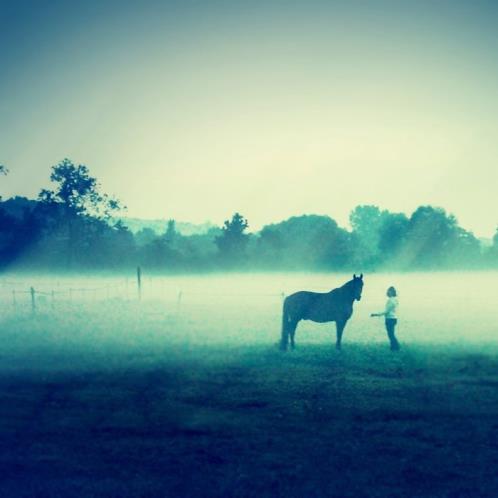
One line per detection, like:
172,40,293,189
360,273,363,279
352,273,356,280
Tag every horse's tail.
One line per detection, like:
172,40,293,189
280,297,290,350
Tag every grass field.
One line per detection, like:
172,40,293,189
1,272,497,497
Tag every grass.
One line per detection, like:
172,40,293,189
1,315,498,497
1,270,498,498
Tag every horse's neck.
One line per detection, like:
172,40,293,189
336,281,355,302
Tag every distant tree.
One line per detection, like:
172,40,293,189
0,194,45,268
0,164,8,203
256,226,284,267
135,227,157,246
449,227,481,267
402,206,459,268
349,205,387,268
378,212,410,267
172,228,220,271
135,220,186,271
39,158,121,220
0,196,37,219
164,219,177,244
142,237,177,269
309,217,351,269
215,213,250,266
140,219,185,271
0,207,18,267
105,221,136,268
486,227,498,267
255,215,351,269
37,159,123,268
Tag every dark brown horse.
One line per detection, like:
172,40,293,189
280,274,364,350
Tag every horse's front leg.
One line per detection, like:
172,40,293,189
335,319,347,350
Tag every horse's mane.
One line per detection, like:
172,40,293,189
338,278,355,292
341,278,355,287
327,278,355,296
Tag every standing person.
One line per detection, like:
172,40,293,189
371,286,400,351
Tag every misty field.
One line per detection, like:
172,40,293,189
1,272,498,497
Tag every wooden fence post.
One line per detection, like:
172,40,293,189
137,266,142,301
30,287,36,313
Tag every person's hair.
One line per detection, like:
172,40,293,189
387,286,397,297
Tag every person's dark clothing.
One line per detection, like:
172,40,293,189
385,318,400,351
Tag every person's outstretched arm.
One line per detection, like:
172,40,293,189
371,299,394,317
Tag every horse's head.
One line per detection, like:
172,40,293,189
352,274,364,301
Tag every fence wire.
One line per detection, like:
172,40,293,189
0,272,287,315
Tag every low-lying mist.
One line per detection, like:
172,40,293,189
1,271,497,373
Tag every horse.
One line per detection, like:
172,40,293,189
280,274,364,351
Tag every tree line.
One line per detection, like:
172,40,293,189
0,159,497,272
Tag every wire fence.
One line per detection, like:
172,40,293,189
0,267,289,315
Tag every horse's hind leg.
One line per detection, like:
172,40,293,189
289,320,299,350
280,313,290,350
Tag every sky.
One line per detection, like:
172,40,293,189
1,0,497,237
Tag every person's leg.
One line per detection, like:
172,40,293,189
391,320,400,350
385,319,400,351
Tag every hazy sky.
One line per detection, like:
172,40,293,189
1,0,497,236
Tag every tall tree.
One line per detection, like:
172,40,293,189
487,227,498,267
37,159,122,268
39,158,121,219
164,219,177,244
216,212,250,265
403,206,459,268
349,205,387,268
135,227,157,247
378,212,410,267
256,215,351,269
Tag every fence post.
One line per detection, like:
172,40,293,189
137,266,142,301
30,287,36,313
177,291,183,311
51,290,55,310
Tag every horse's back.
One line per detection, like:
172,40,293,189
284,290,320,308
284,290,344,323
